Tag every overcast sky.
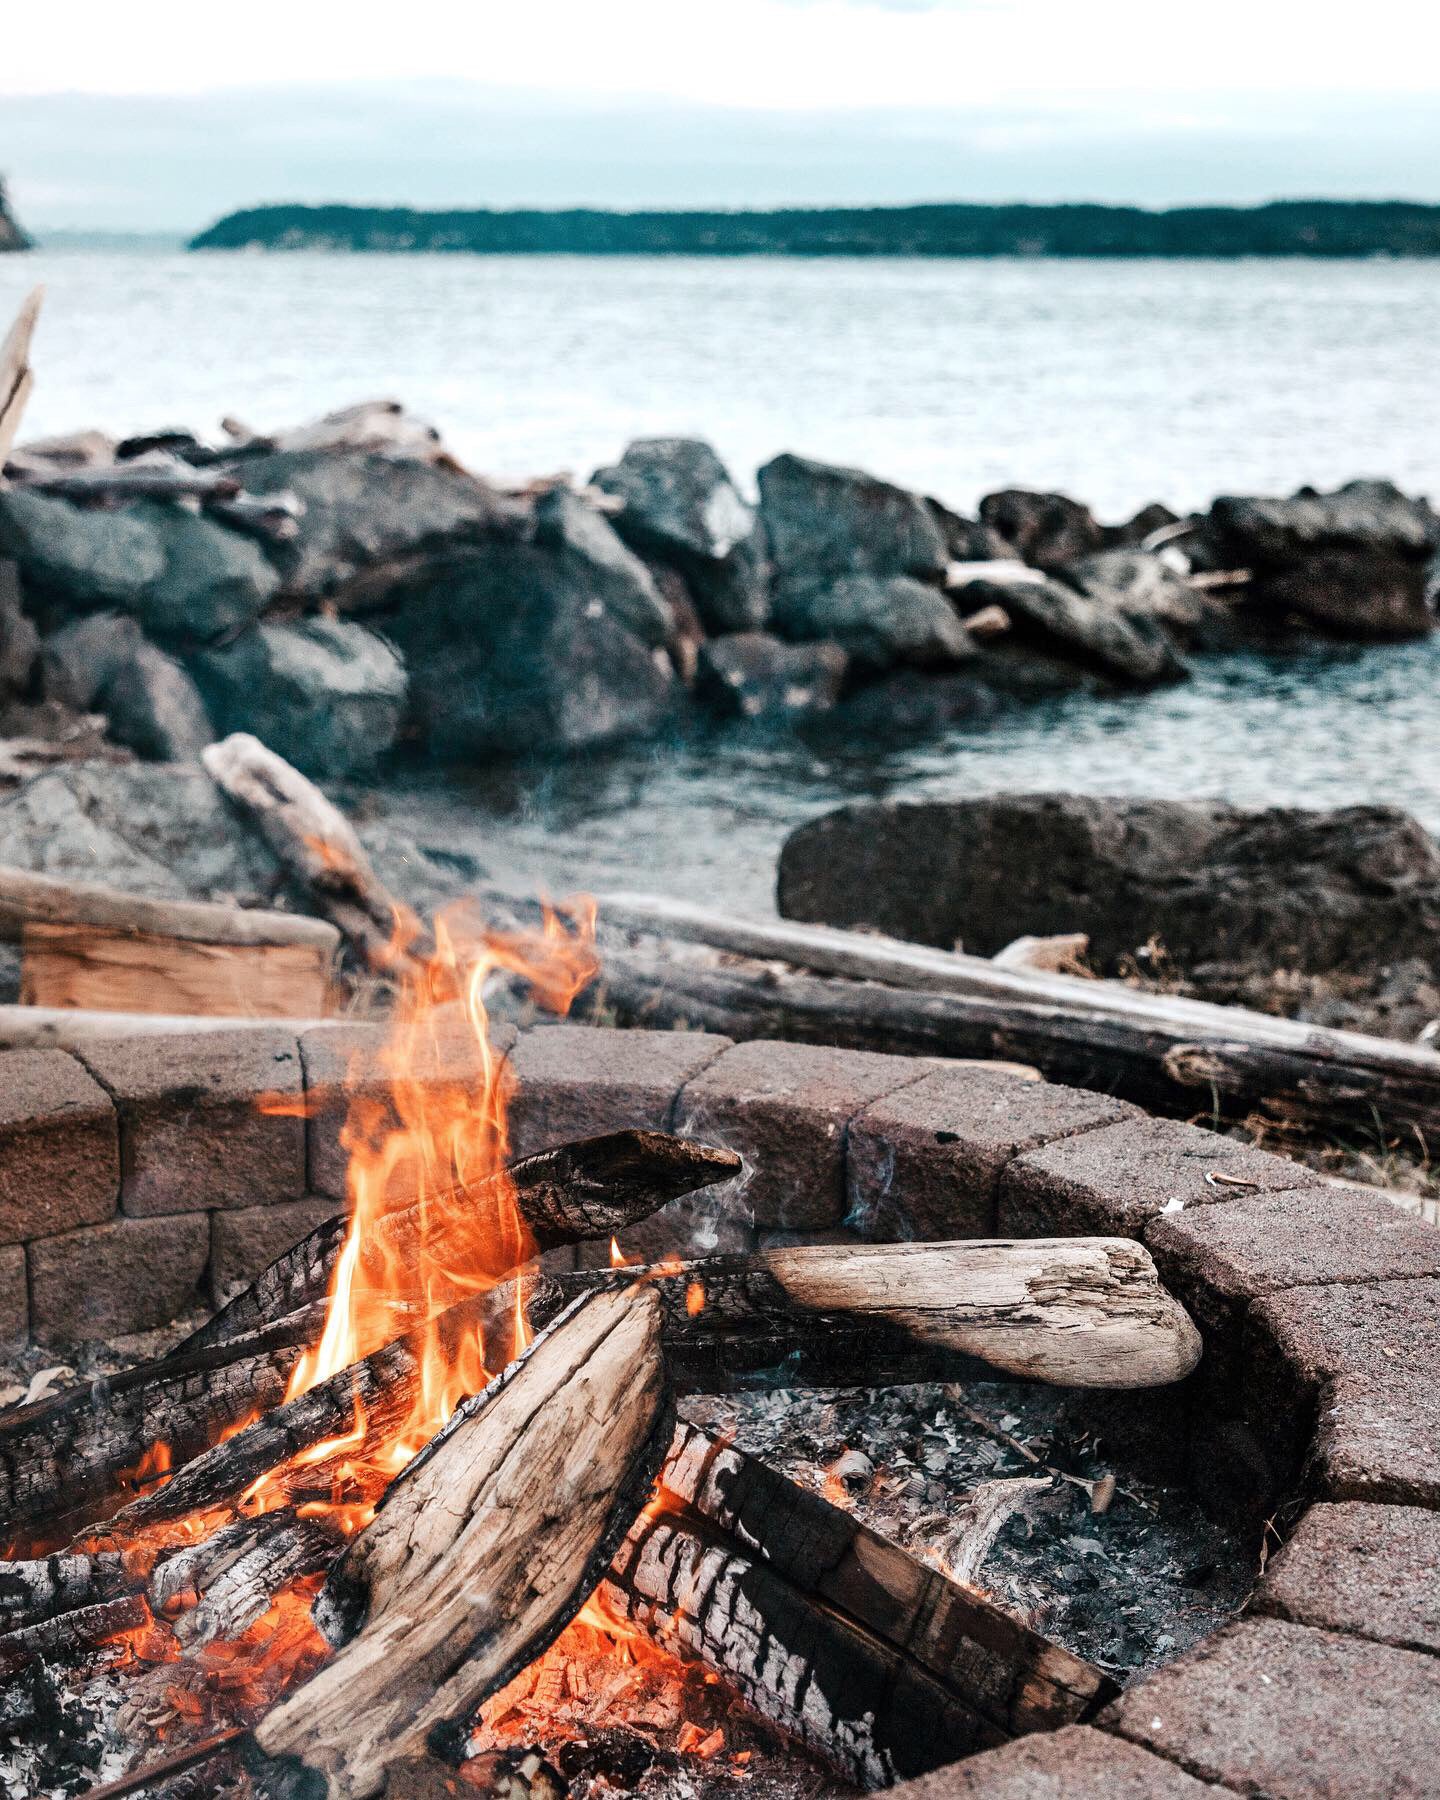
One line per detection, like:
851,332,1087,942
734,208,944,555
6,0,1439,232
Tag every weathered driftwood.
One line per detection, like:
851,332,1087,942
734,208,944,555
652,1421,1112,1738
15,461,243,502
208,489,305,543
188,1129,740,1354
1,866,340,1018
202,733,412,972
591,924,1440,1140
0,1309,320,1542
520,1238,1201,1392
0,286,42,470
605,1510,1001,1787
250,1287,672,1800
0,867,338,949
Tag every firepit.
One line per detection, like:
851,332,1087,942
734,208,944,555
1,904,1437,1798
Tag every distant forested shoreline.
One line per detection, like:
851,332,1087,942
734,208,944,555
189,199,1440,258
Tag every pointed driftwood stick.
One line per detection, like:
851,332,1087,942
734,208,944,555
248,1286,673,1800
188,1128,741,1352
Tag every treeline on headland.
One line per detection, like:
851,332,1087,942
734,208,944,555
188,198,1440,257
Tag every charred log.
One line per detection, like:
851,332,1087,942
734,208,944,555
186,1129,741,1353
0,1309,324,1543
654,1421,1113,1738
249,1288,672,1800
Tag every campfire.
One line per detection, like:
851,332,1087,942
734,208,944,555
0,892,1221,1800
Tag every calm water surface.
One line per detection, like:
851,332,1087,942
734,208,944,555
3,249,1437,905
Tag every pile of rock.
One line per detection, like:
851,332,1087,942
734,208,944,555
1,405,1436,776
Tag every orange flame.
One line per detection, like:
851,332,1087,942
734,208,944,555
243,894,598,1524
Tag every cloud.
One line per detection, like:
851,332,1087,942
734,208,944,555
6,82,1439,233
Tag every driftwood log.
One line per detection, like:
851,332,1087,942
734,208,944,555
0,865,341,1019
188,1128,741,1353
202,734,413,973
0,286,41,469
114,1238,1199,1536
249,1287,673,1800
590,913,1440,1140
519,1238,1202,1392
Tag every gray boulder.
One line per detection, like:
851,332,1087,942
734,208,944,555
962,572,1187,685
924,496,1021,564
778,793,1440,981
0,761,284,902
230,449,519,601
0,560,38,697
697,633,848,720
380,545,679,759
774,574,974,671
1208,479,1440,566
41,612,146,710
1258,549,1432,642
978,489,1104,571
757,453,948,600
0,490,278,642
0,489,165,610
1060,549,1209,634
189,619,407,779
592,438,770,632
104,643,214,763
532,488,672,647
41,611,213,760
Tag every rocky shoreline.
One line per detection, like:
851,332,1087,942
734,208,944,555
0,401,1437,778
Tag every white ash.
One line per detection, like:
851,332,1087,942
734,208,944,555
681,1379,1255,1677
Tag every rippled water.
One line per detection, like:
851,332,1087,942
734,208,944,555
4,248,1438,906
375,641,1440,914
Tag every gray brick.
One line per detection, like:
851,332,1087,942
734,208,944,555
76,1028,305,1216
1252,1502,1440,1657
1103,1616,1440,1798
506,1024,732,1158
0,1244,26,1341
847,1067,1135,1241
30,1214,209,1342
998,1115,1319,1238
0,1047,118,1244
300,1019,518,1203
677,1039,927,1229
209,1194,341,1305
885,1725,1226,1798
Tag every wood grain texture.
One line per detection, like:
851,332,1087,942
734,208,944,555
20,921,333,1019
252,1287,673,1800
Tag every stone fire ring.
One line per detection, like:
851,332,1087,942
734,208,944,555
2,1017,1437,1794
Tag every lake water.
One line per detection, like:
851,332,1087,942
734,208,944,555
4,249,1439,906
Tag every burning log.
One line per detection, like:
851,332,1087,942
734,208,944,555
0,1551,135,1632
188,1129,742,1353
0,1592,152,1678
155,1512,342,1649
592,893,1440,1141
0,1310,322,1542
603,1509,1003,1786
520,1238,1203,1392
248,1287,672,1800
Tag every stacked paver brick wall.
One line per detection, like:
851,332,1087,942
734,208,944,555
2,1021,1438,1793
